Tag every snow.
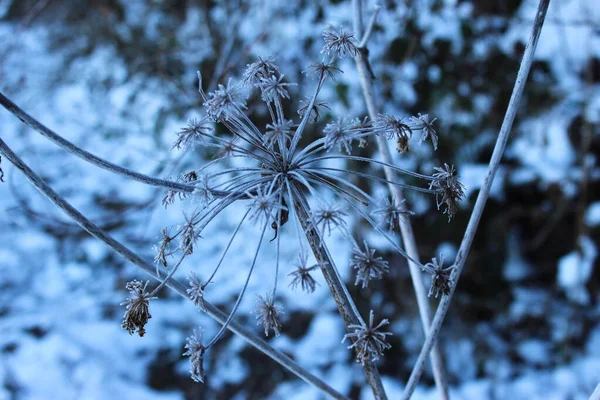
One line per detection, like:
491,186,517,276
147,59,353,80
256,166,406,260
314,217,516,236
557,235,598,304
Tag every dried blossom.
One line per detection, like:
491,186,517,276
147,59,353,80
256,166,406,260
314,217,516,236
311,203,349,237
187,272,207,312
153,228,174,267
323,118,359,154
252,294,284,337
288,252,319,293
298,97,330,123
410,113,438,150
429,163,465,221
242,56,280,86
303,61,342,81
322,27,361,60
192,174,214,208
162,189,177,208
265,119,294,145
183,328,206,383
371,198,414,232
246,186,286,224
120,280,157,337
421,254,456,298
179,213,200,255
204,79,246,122
343,310,392,364
350,241,389,288
373,114,413,153
172,117,212,150
257,74,295,103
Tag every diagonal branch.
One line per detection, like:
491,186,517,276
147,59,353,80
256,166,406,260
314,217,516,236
0,136,348,400
400,1,551,398
351,1,450,398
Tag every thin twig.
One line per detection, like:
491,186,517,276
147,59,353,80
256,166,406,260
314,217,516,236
400,1,550,398
359,6,381,48
589,384,600,400
0,92,228,197
0,136,348,400
292,187,388,400
351,1,450,398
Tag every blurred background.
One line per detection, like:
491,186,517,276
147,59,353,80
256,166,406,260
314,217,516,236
0,0,598,399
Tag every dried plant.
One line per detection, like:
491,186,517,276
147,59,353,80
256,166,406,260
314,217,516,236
120,280,157,337
343,310,392,364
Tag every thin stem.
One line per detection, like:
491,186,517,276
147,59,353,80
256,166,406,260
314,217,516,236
359,5,381,48
589,384,600,400
0,136,348,400
291,186,388,400
0,92,224,196
400,1,550,398
351,2,451,398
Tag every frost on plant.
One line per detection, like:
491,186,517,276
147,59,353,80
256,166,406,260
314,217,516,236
421,254,457,298
429,163,466,221
351,241,390,288
288,252,319,293
183,328,206,383
372,197,414,232
343,310,392,364
187,272,207,312
322,27,361,60
252,294,284,337
120,280,157,337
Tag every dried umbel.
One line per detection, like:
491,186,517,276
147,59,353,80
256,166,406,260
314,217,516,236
429,163,465,221
343,310,392,364
252,294,284,337
120,280,157,337
288,252,319,293
297,97,330,123
373,114,412,152
322,27,361,60
172,117,212,150
372,197,414,232
183,328,206,383
311,203,349,237
153,228,173,268
350,241,390,289
421,254,457,298
187,272,207,312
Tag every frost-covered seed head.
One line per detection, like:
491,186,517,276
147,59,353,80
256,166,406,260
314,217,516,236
183,328,206,383
303,61,342,81
153,228,173,267
311,203,349,237
350,241,389,289
257,74,295,103
265,120,294,145
373,114,413,153
192,175,214,208
187,272,207,312
323,118,358,154
252,294,284,337
322,27,361,60
410,113,438,150
246,187,286,224
343,310,392,364
179,213,200,255
242,56,280,87
421,254,456,298
288,252,319,293
204,79,246,122
429,163,465,221
172,117,212,150
120,280,157,337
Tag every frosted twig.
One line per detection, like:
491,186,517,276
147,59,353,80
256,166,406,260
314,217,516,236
0,136,348,400
400,1,551,398
359,5,381,48
351,1,450,398
589,384,600,400
0,92,228,197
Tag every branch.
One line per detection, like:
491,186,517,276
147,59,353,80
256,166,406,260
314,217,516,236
0,92,227,197
400,1,551,398
0,136,348,400
292,188,388,400
351,1,450,398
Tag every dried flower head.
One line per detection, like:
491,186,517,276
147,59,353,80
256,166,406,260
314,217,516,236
298,97,330,123
350,241,389,288
120,280,157,337
246,186,287,224
153,228,174,268
304,61,343,81
410,113,438,150
371,198,414,232
183,328,206,383
179,213,200,255
265,119,294,145
323,118,357,154
242,57,280,87
187,272,207,312
311,202,349,237
322,27,361,60
204,79,246,122
257,74,296,103
172,117,212,150
343,310,392,364
421,254,456,298
429,163,465,221
288,252,320,293
252,294,284,337
373,114,413,153
192,174,214,208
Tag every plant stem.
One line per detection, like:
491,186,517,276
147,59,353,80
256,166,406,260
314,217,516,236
0,136,348,400
0,92,228,197
351,2,450,398
292,187,388,400
400,1,550,398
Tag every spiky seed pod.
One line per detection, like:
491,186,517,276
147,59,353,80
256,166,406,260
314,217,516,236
343,310,392,364
429,163,465,221
120,280,157,337
183,328,206,383
421,254,457,298
303,61,342,81
311,203,349,237
257,74,295,103
373,114,413,153
242,56,280,87
350,241,389,289
172,117,212,150
322,27,361,60
187,272,207,312
204,79,246,122
288,253,319,293
252,294,284,337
